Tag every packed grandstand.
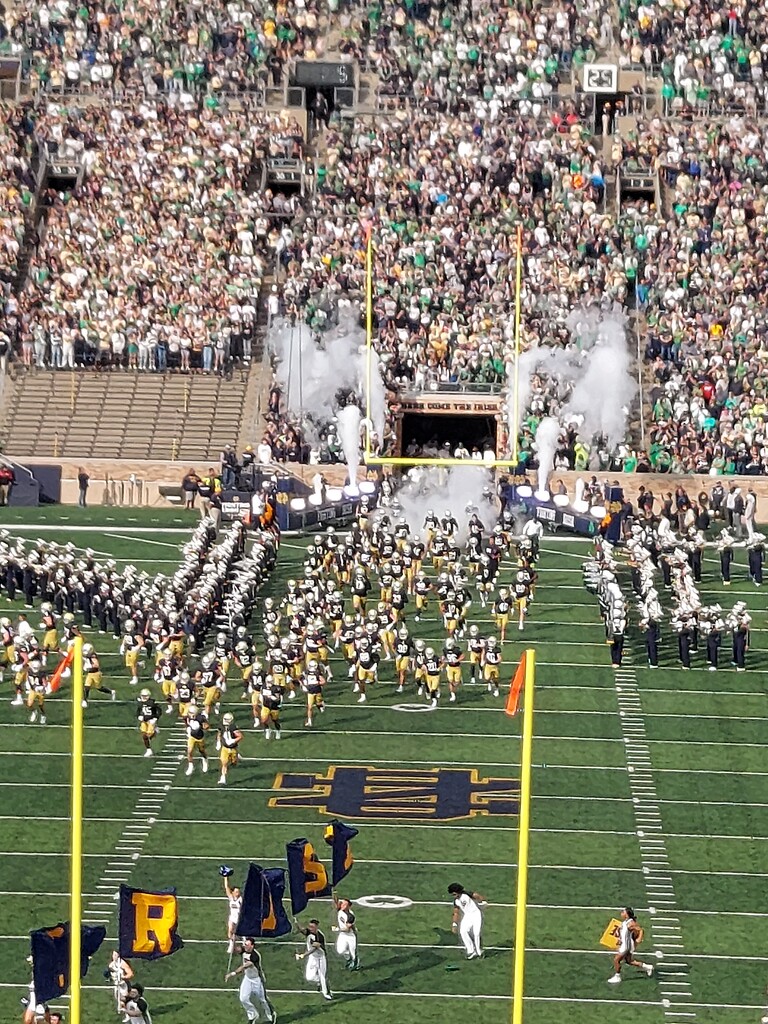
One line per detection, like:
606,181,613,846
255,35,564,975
2,0,768,476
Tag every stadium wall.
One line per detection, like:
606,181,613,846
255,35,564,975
9,459,768,515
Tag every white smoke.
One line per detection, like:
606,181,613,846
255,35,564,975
533,416,562,495
507,302,636,464
266,310,387,450
337,404,362,489
562,306,636,445
392,466,497,544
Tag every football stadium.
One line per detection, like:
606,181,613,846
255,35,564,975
1,3,768,1023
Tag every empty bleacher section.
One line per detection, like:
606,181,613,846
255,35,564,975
0,371,249,460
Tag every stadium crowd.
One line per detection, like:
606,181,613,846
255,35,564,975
0,104,33,293
4,0,768,473
7,98,302,370
619,0,768,117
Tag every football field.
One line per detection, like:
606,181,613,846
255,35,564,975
0,506,765,1024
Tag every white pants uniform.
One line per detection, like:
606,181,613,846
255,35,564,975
305,950,330,997
336,907,358,963
336,930,357,960
454,892,483,957
239,975,271,1021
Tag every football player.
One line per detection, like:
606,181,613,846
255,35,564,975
216,712,243,786
423,646,441,707
482,635,502,698
493,588,512,642
196,652,225,717
26,658,48,724
443,638,463,702
155,651,180,715
260,674,283,740
302,658,327,727
82,642,115,707
39,604,58,667
185,704,209,776
137,688,161,757
394,625,413,693
120,620,145,687
466,625,485,683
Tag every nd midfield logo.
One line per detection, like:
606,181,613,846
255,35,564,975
269,766,520,821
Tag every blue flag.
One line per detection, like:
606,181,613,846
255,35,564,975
31,922,106,1003
323,819,359,886
237,864,291,937
118,886,184,960
286,839,332,915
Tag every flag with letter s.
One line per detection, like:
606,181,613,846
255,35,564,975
286,838,332,915
119,885,184,960
236,864,291,937
31,922,106,1002
323,819,359,886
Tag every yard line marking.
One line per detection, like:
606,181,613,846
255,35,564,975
4,849,768,878
4,889,768,917
5,813,768,843
613,653,695,1016
8,726,768,748
0,933,764,966
13,778,768,811
3,748,768,782
82,731,186,925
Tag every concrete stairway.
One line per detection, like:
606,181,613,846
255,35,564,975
0,369,254,462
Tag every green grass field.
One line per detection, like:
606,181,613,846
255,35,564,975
0,507,765,1024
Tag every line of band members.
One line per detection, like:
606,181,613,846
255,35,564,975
1,511,540,736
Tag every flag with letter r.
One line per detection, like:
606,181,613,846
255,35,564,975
236,864,291,937
323,819,359,886
286,838,332,915
31,922,106,1002
119,885,184,960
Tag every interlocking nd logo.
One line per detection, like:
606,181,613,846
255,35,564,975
269,766,520,821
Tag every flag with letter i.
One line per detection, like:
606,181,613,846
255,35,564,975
505,652,526,717
30,922,106,1002
323,819,359,886
118,885,184,960
237,864,291,937
286,838,332,915
600,918,623,949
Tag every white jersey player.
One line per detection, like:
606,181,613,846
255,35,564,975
448,882,485,959
225,937,275,1023
224,875,243,954
332,895,360,970
607,906,654,983
295,919,332,1000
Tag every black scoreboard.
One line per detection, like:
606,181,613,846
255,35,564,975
292,61,354,88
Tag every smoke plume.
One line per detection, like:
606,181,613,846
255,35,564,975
392,466,497,543
337,404,362,489
507,303,636,480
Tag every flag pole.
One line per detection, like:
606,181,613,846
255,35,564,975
511,224,523,462
365,227,373,460
512,648,535,1024
70,635,84,1024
